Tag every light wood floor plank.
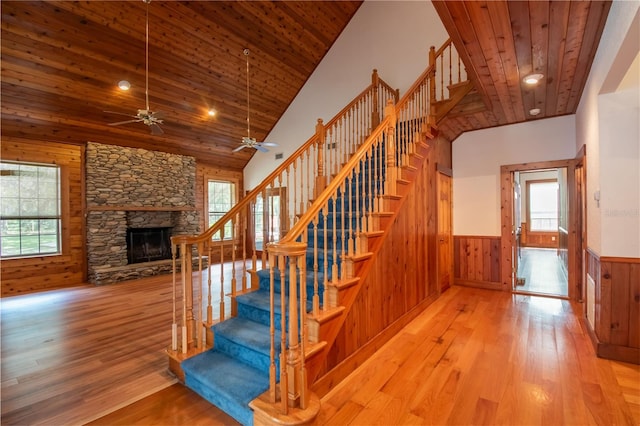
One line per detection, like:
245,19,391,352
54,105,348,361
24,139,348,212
2,277,638,425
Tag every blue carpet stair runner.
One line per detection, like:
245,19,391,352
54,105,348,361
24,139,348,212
181,148,388,425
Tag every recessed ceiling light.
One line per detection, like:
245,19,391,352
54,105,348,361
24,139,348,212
208,109,217,117
529,108,541,116
118,80,131,91
523,73,544,85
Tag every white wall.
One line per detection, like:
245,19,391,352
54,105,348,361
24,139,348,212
452,115,576,236
243,0,448,189
576,2,640,257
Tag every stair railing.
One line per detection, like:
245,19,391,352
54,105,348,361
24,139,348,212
169,70,398,356
265,38,462,413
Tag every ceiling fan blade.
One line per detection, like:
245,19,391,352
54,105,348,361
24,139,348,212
104,110,136,118
150,111,165,120
255,145,269,153
261,142,278,147
108,119,143,126
232,145,247,152
149,123,164,135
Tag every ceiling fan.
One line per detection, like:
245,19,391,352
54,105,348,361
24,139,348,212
232,49,278,153
105,0,164,135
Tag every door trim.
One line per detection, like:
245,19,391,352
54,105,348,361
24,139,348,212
500,158,581,300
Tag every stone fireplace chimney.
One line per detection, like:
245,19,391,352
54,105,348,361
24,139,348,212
85,142,199,284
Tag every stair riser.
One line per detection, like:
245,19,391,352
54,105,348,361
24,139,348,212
214,333,280,377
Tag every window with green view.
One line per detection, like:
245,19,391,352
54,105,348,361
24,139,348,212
208,180,236,240
1,162,62,257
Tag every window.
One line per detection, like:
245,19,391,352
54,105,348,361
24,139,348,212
528,180,558,232
1,161,62,257
207,180,236,240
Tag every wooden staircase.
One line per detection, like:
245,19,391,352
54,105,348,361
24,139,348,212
167,38,469,425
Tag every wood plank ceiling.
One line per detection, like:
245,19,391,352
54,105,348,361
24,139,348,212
1,1,362,171
432,0,611,142
1,1,612,172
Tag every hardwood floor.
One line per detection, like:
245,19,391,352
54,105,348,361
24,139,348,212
516,247,568,297
2,273,638,425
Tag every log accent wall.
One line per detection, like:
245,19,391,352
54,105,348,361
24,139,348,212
585,248,640,365
453,235,502,289
1,139,85,296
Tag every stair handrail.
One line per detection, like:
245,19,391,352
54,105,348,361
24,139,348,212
171,70,397,247
264,37,465,414
168,69,399,357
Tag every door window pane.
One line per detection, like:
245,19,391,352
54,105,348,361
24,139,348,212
529,181,558,231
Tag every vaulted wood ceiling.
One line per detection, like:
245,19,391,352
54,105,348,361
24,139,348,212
1,1,362,171
432,0,611,141
1,1,611,172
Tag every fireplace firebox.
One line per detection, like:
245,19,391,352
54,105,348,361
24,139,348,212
127,227,172,264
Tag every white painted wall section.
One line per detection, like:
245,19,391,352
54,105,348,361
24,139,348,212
452,115,576,236
243,0,448,189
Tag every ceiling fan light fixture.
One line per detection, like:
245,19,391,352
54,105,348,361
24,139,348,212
529,108,541,116
118,80,131,91
523,73,544,85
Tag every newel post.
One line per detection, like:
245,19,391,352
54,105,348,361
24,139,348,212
429,46,437,102
371,69,380,128
384,99,398,196
314,119,326,198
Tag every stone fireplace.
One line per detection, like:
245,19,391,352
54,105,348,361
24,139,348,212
85,142,200,284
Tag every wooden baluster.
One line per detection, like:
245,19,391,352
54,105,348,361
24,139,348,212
376,136,383,214
262,187,268,269
219,228,225,322
268,251,276,403
197,242,204,348
448,43,453,88
298,155,304,215
331,191,338,282
231,216,237,316
241,212,247,293
323,205,329,308
171,243,178,351
312,217,319,315
440,51,444,101
339,181,346,279
315,119,326,198
367,148,374,232
306,146,311,209
287,250,299,408
207,243,213,324
251,198,258,274
384,100,398,197
371,69,380,128
279,254,288,414
180,242,189,353
347,172,354,256
277,174,285,242
429,45,437,103
355,162,362,255
297,252,308,409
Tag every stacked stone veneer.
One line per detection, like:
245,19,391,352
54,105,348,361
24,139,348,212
86,142,199,284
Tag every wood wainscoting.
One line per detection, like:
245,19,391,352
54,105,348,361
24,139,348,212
520,222,559,248
586,248,640,365
453,235,501,290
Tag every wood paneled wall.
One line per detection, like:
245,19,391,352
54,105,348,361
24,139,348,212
1,139,85,296
453,235,501,289
586,248,640,365
520,222,559,248
315,139,443,387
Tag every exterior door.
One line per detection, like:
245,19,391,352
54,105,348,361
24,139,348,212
437,171,453,292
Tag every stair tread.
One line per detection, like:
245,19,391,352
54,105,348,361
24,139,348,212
182,350,268,425
237,289,313,315
213,316,274,356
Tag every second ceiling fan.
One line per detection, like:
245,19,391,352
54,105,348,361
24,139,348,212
233,49,278,153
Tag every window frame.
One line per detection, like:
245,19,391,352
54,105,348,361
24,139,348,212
1,160,63,259
526,178,559,233
203,177,240,242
